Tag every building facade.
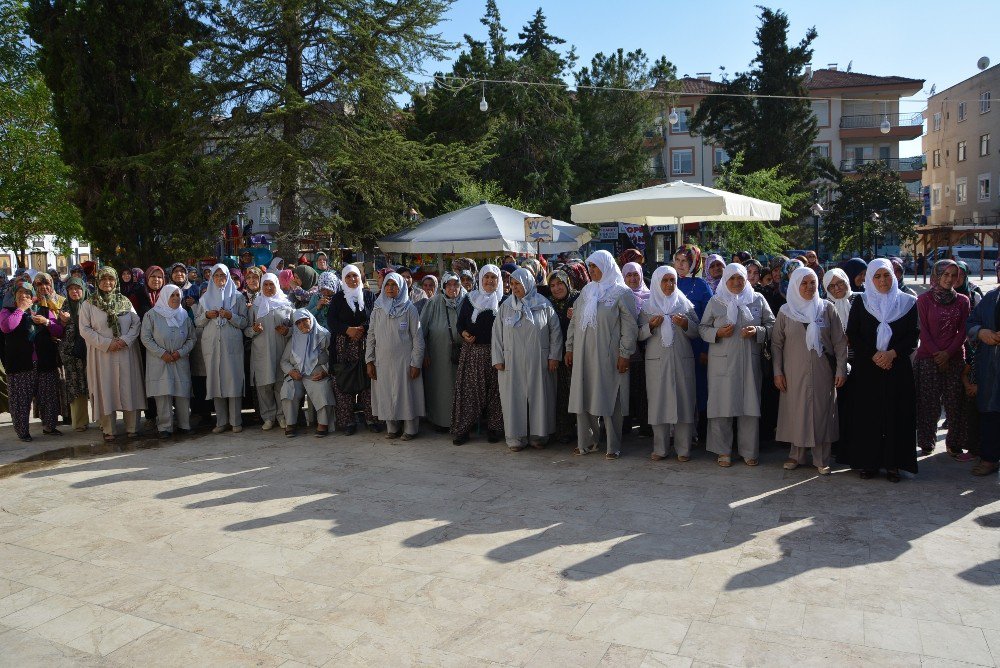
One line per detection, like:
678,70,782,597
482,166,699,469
0,236,93,276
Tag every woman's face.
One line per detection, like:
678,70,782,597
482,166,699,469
587,263,603,282
938,265,958,290
872,268,893,294
853,271,866,288
320,287,334,298
709,261,725,279
315,256,328,271
67,285,83,301
172,267,187,285
673,254,691,278
168,292,181,308
771,267,782,284
798,274,817,300
121,270,132,282
383,280,400,299
399,271,413,287
245,273,260,291
262,281,277,297
511,278,526,299
661,274,676,296
501,274,511,294
213,269,227,287
460,275,474,291
99,275,116,292
344,272,361,289
827,277,848,300
548,278,568,300
33,280,52,296
147,270,164,291
443,280,460,299
481,273,499,293
421,277,436,294
624,270,642,290
746,265,760,286
203,268,211,281
726,273,746,294
295,317,311,333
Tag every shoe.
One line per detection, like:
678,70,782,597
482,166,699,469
261,420,274,431
452,433,469,446
315,428,328,438
386,431,401,439
717,455,732,468
677,455,690,463
650,453,666,461
509,444,527,452
783,459,799,470
158,431,171,439
487,430,501,443
176,428,191,435
18,434,32,443
74,427,87,432
744,458,759,467
277,417,287,429
920,446,934,455
368,422,384,433
574,444,599,456
285,428,297,438
954,452,975,462
401,433,415,441
343,424,357,436
971,461,999,476
212,426,226,434
859,469,877,480
42,428,63,436
817,466,831,475
232,425,243,433
126,432,139,439
886,469,901,483
605,452,620,460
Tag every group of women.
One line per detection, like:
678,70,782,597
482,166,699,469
2,247,999,480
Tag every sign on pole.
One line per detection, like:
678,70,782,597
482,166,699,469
524,216,554,243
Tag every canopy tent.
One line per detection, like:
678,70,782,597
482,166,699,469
570,180,782,227
377,202,591,255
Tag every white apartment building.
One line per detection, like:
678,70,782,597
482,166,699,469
0,236,93,276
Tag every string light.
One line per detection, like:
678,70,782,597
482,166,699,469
479,83,488,112
880,100,891,134
667,107,679,125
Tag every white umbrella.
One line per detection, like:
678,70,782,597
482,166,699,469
377,202,591,254
570,180,782,226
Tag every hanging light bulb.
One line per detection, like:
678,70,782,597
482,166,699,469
479,84,488,113
668,107,679,125
880,115,891,134
417,83,427,98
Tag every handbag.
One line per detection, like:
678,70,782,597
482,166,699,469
445,305,461,365
71,333,87,361
333,357,367,395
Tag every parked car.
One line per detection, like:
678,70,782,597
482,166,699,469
928,246,999,274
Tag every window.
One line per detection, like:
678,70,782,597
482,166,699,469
258,205,274,225
981,133,990,156
959,101,967,121
981,91,991,114
810,100,830,127
669,107,691,133
956,177,968,204
671,148,693,175
878,146,891,161
979,173,992,201
713,147,730,171
931,184,942,208
932,149,941,167
812,143,830,158
933,112,942,131
958,141,967,161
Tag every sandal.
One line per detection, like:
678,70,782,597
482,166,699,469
677,455,690,463
971,461,999,476
574,444,599,456
650,453,666,461
744,458,759,467
605,452,620,460
102,433,115,443
783,459,799,470
717,455,732,468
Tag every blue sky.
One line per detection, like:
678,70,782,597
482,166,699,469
415,1,1000,157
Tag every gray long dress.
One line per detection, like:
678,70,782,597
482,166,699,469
491,298,563,441
771,303,848,447
245,304,293,386
419,293,461,428
79,302,146,417
638,306,700,425
140,311,195,398
698,292,775,418
366,303,425,421
280,328,335,411
566,287,638,416
194,299,249,399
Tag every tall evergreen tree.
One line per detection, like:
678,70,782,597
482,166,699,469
27,0,235,265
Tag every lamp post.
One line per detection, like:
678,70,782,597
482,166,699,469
810,202,824,254
869,211,881,259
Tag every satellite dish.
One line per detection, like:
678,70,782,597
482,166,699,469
929,84,936,96
978,57,991,71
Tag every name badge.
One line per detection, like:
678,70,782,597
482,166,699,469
603,299,616,307
750,305,761,319
399,321,408,331
817,317,827,328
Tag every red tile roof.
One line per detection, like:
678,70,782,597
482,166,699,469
805,69,923,90
679,77,724,94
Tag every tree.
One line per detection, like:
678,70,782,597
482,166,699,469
573,49,677,204
821,162,920,258
0,1,80,269
708,152,807,254
27,0,236,266
689,7,821,185
203,0,479,251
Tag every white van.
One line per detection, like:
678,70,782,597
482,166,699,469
929,246,999,274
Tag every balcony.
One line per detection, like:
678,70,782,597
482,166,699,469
839,112,923,140
839,157,924,182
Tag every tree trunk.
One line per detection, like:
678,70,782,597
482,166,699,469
276,4,304,262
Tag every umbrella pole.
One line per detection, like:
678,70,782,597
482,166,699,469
437,253,445,276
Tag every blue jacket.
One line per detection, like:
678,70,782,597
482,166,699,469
967,287,1000,413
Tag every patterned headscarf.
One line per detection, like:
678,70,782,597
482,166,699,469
780,259,804,297
62,277,90,327
675,244,703,277
88,267,133,337
930,259,959,306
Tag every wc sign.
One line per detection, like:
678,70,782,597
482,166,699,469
524,216,554,243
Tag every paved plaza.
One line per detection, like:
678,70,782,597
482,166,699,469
0,414,997,667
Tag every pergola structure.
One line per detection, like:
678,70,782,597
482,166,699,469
914,215,1000,279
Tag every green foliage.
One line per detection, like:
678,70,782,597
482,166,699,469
821,162,921,257
0,1,80,267
442,179,526,212
709,152,807,254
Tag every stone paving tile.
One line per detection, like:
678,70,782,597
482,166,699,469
0,422,997,666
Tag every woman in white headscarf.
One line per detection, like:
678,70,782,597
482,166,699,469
845,258,919,482
492,268,563,451
246,273,293,430
139,284,196,438
280,309,334,437
772,267,848,474
419,272,465,432
823,266,857,461
698,262,775,467
451,264,504,445
366,272,424,439
195,263,249,433
566,250,638,459
639,266,700,461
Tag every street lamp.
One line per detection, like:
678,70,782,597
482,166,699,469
810,202,824,254
869,212,881,258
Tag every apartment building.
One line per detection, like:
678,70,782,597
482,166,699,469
921,64,1000,247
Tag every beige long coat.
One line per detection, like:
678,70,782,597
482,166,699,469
771,303,848,447
79,301,146,417
638,306,700,425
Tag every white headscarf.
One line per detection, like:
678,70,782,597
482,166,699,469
373,272,410,318
822,268,852,331
505,268,549,327
780,267,825,357
642,265,694,348
578,250,627,331
468,264,501,323
153,284,187,329
256,273,292,319
289,308,326,376
862,257,917,352
200,264,237,322
267,257,284,273
341,264,365,312
713,263,755,326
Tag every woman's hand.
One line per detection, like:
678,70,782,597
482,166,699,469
873,350,896,370
774,375,787,392
205,309,219,320
218,308,232,321
494,363,504,371
978,329,1000,346
275,324,289,336
310,369,327,381
366,362,377,380
108,338,126,352
253,322,264,333
699,352,708,366
740,325,756,339
671,314,688,330
58,311,71,324
716,324,735,339
171,351,181,361
834,375,846,389
616,356,629,374
318,295,330,308
161,352,174,363
31,313,49,326
422,355,430,369
547,359,558,372
648,315,665,330
16,293,32,311
564,351,573,367
461,331,476,344
289,369,303,381
347,326,364,341
933,350,950,368
408,366,420,379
